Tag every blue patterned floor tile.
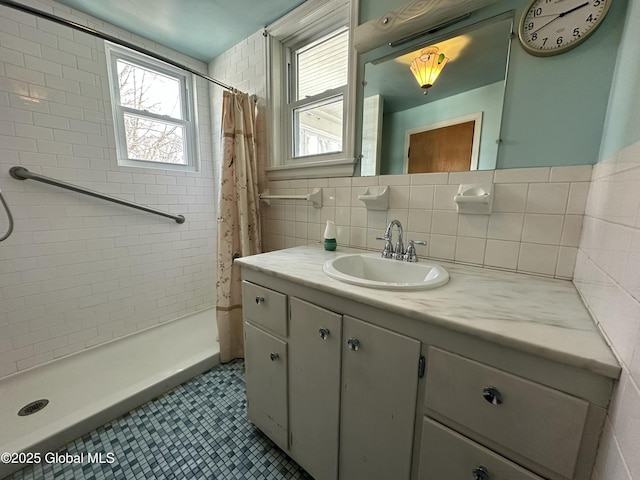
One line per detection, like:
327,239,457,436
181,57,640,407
4,361,312,480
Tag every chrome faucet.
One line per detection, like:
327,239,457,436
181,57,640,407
377,220,404,260
377,219,427,261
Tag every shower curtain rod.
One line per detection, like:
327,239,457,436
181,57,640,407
10,166,186,224
0,0,236,92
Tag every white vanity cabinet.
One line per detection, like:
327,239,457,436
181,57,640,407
238,247,619,480
242,280,423,480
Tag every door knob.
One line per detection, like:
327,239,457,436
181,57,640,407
269,352,279,361
347,338,360,351
255,296,265,305
319,327,330,340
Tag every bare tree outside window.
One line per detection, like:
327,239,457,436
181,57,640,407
116,60,186,164
106,43,196,171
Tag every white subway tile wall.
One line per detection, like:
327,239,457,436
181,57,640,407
574,139,640,480
208,29,267,201
261,166,590,280
0,1,216,378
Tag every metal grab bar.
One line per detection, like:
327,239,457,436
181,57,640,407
10,166,185,224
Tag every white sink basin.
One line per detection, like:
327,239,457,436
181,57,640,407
322,253,449,290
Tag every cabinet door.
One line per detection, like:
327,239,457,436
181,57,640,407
339,316,421,480
244,322,288,450
289,297,342,480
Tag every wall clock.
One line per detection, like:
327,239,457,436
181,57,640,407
518,0,611,56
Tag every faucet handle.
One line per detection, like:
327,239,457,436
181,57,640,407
403,240,427,262
376,235,394,258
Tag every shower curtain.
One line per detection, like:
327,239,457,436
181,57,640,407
216,91,262,362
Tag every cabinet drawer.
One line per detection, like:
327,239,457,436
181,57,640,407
418,418,544,480
425,348,588,478
242,281,288,337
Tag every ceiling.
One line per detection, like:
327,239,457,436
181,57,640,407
53,0,307,62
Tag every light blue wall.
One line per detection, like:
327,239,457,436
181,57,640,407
359,0,627,170
497,0,628,169
380,82,504,175
598,0,640,159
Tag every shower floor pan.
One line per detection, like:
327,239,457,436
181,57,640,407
0,308,219,479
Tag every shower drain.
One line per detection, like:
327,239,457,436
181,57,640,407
18,399,49,416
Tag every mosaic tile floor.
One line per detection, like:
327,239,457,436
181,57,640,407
6,360,313,480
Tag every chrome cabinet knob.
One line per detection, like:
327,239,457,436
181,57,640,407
269,352,279,361
319,327,330,340
472,466,490,480
255,296,265,305
347,338,360,351
482,386,503,405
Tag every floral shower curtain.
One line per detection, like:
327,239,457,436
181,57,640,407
216,91,262,362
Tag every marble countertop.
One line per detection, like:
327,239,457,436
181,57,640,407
236,246,620,379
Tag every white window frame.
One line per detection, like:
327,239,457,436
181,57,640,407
265,0,357,180
105,42,199,172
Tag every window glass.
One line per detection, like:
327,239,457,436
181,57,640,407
106,43,197,171
123,115,186,164
296,30,349,100
294,97,343,157
116,60,183,117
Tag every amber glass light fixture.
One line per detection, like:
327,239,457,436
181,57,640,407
409,47,449,94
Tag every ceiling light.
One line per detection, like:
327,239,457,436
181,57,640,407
409,47,449,94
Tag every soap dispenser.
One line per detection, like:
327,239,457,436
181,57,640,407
323,220,337,251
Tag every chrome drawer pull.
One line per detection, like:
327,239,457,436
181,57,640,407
255,296,265,305
482,386,503,405
319,327,330,340
269,352,279,361
347,338,360,351
472,466,490,480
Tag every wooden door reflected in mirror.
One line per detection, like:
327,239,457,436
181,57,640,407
404,112,481,174
407,121,474,173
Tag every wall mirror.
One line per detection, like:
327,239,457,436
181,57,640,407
359,14,513,176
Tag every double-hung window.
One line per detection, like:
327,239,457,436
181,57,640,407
105,43,198,171
267,0,355,179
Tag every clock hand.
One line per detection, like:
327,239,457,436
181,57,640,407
531,16,560,34
530,1,590,35
559,1,590,17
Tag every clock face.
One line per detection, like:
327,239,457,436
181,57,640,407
518,0,611,56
